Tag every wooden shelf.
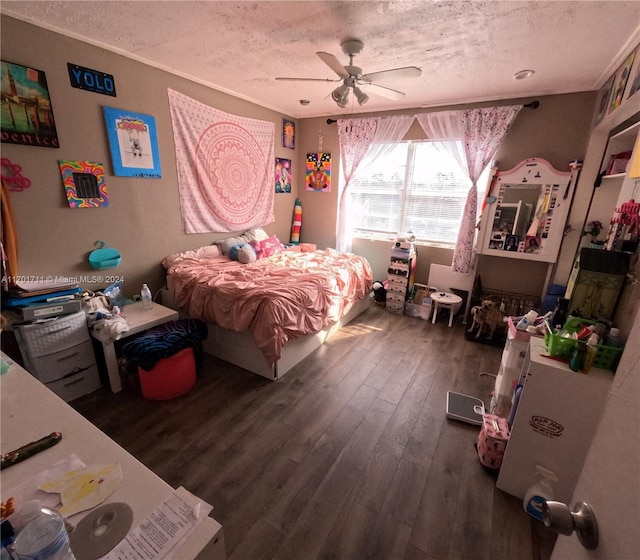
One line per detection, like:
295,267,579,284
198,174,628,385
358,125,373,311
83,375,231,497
600,121,640,176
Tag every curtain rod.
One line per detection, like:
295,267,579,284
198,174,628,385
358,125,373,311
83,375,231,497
325,101,540,125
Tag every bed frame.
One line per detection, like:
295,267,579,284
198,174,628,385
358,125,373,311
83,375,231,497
159,288,371,380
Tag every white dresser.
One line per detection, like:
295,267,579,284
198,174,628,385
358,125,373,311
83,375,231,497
13,311,101,402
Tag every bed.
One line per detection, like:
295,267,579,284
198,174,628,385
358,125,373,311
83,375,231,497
162,237,373,380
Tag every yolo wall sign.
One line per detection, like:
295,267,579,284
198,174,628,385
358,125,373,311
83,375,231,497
67,63,116,97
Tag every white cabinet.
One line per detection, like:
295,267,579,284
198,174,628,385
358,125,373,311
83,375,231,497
14,311,101,402
496,337,613,505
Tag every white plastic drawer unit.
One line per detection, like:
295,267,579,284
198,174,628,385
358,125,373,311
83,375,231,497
13,311,101,402
29,339,96,384
14,311,90,357
45,363,101,402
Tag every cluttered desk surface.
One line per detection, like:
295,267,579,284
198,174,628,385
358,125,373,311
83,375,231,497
0,353,225,559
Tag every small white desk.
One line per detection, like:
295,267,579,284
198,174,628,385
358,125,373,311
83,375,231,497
0,353,225,559
93,302,178,393
430,291,463,327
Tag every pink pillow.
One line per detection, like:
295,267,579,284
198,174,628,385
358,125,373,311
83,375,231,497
251,235,283,258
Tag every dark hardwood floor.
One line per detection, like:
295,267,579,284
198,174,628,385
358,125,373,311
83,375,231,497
72,304,556,560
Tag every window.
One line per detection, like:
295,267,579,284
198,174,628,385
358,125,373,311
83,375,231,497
349,140,479,247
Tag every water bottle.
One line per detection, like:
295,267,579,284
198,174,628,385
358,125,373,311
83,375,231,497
141,284,153,310
605,327,622,347
12,507,75,560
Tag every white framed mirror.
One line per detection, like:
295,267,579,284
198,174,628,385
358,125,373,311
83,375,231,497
477,158,577,263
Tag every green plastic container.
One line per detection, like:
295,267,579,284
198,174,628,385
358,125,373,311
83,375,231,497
544,317,623,372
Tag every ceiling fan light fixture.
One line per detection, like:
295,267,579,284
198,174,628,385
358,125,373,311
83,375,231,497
331,83,349,103
353,86,369,106
337,88,350,108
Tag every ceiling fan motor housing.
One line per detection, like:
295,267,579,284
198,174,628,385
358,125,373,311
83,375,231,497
341,39,364,56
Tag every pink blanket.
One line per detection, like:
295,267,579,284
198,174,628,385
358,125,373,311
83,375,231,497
166,248,372,364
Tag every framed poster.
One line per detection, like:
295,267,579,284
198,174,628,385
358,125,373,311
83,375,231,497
275,157,291,193
1,60,59,148
58,160,109,208
306,152,331,192
626,45,640,100
283,119,295,149
594,76,614,126
103,106,161,178
609,50,636,113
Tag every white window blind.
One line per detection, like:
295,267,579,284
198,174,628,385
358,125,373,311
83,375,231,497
349,140,475,246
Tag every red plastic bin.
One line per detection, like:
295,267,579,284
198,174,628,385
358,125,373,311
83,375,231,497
138,347,196,400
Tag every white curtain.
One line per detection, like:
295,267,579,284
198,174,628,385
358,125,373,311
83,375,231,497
417,105,523,273
336,115,414,253
415,111,467,173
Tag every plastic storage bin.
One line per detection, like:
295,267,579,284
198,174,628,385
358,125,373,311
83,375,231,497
138,347,196,400
544,317,623,371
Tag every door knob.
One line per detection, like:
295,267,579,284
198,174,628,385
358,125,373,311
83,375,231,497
541,500,598,550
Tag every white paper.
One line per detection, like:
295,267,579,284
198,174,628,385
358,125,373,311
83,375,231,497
40,463,122,517
102,489,209,560
3,455,86,529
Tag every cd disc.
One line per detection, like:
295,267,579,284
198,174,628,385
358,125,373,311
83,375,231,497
69,502,133,560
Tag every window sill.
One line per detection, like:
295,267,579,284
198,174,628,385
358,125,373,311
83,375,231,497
353,235,455,250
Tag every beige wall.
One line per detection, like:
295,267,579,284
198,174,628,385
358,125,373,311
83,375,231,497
298,93,597,293
1,14,606,305
1,16,301,298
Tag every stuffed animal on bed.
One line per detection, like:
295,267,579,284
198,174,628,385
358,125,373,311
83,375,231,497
228,243,257,264
237,244,257,264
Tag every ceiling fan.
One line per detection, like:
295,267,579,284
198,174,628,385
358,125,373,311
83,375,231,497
276,39,422,107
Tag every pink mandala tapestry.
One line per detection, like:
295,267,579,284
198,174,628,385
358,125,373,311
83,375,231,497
167,88,275,233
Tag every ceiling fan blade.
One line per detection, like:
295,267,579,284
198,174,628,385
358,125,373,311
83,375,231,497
362,66,422,83
276,77,341,82
360,82,406,100
316,51,349,78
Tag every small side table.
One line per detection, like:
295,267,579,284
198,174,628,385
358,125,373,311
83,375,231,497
92,301,178,393
431,292,463,327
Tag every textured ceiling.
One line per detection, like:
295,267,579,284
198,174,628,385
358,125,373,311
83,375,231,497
2,1,640,118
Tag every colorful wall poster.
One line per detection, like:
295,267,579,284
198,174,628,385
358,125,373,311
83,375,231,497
283,119,295,149
275,157,291,193
306,153,331,192
610,50,636,112
1,60,59,148
59,160,109,208
103,106,161,178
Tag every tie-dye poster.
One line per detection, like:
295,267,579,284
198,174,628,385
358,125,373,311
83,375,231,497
306,152,331,192
58,160,109,208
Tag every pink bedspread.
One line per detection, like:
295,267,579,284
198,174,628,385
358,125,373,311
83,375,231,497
166,248,372,364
